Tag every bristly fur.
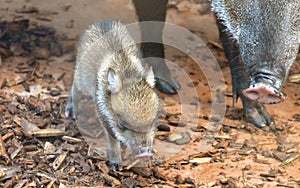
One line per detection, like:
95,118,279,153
67,20,161,165
74,20,145,95
212,0,300,87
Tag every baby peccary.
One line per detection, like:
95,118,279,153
65,20,160,168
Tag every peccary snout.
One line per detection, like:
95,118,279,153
243,70,286,104
134,146,154,158
243,82,285,104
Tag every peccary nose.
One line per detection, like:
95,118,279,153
243,76,285,104
135,147,153,159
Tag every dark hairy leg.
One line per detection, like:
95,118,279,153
133,0,180,94
217,21,274,127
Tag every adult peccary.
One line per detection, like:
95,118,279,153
133,0,300,127
65,20,161,168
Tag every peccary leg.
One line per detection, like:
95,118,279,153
133,0,180,94
217,21,274,127
65,93,74,118
103,125,122,170
65,85,77,119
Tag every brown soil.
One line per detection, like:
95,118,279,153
0,0,300,187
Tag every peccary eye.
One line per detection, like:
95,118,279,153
117,115,127,129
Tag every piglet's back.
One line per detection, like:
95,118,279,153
73,20,141,95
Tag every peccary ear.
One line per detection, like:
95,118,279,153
108,68,122,93
146,66,155,88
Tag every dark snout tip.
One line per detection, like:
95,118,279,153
243,83,285,104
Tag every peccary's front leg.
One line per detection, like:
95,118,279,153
217,21,274,127
105,131,122,170
133,0,180,94
65,93,74,118
65,85,76,119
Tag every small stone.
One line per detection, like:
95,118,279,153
184,177,195,185
157,124,170,132
43,74,54,83
219,178,229,184
222,126,231,133
157,135,167,141
177,123,186,127
288,73,300,83
275,123,284,131
277,145,285,152
255,154,270,164
130,167,152,177
168,133,183,142
175,132,191,145
175,175,185,184
7,103,17,114
273,151,288,162
261,150,273,158
50,88,60,96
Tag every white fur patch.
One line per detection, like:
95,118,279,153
146,66,155,87
107,68,122,93
130,56,144,74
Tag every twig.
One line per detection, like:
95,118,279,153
124,159,141,170
0,134,11,164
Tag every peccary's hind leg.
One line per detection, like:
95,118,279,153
133,0,180,94
217,21,274,127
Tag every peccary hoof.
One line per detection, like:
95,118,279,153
155,78,180,95
106,161,122,171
